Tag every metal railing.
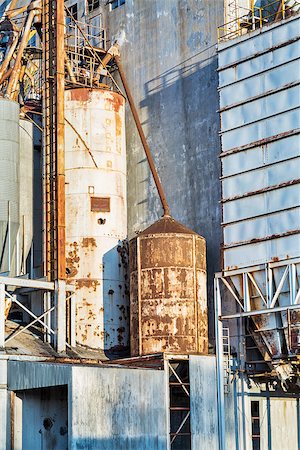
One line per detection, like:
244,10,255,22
0,276,76,352
65,9,109,88
218,0,300,42
65,19,106,51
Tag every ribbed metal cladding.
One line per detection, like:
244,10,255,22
0,98,20,275
19,118,33,273
130,215,208,356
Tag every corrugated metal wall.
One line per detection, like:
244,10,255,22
218,15,300,270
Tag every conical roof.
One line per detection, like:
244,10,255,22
140,215,199,236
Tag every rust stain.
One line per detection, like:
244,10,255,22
81,237,97,249
130,222,207,357
70,88,90,102
66,241,80,278
115,112,122,137
5,296,12,319
222,179,300,203
76,278,100,292
104,92,124,113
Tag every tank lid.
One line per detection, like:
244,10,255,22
139,215,199,236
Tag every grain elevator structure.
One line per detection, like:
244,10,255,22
0,1,299,449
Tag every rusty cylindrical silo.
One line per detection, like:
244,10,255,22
129,215,208,356
65,88,128,351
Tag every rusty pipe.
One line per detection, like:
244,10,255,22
6,5,28,19
115,55,170,217
65,51,76,84
6,8,38,98
0,66,13,84
0,32,19,83
95,43,120,76
6,0,19,18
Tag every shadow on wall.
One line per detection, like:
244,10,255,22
135,54,221,344
103,240,130,357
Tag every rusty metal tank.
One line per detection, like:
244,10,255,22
129,215,208,356
64,88,128,351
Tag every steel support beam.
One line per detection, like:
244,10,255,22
215,278,226,450
0,276,54,291
55,279,66,353
0,284,5,348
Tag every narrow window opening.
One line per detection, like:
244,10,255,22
251,400,260,450
168,360,191,450
111,0,125,10
87,0,100,13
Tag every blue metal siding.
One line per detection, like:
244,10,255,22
218,15,300,270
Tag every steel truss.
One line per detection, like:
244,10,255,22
164,355,191,449
0,276,75,352
215,257,300,449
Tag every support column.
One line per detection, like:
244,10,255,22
55,279,66,353
215,278,226,450
70,292,76,348
0,283,5,348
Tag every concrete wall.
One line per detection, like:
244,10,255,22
70,365,168,449
106,0,224,340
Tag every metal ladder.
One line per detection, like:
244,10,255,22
42,0,57,280
42,0,66,281
223,327,231,394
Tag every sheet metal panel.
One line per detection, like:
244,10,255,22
7,361,71,390
190,355,219,450
219,40,300,88
220,60,299,107
0,99,20,275
218,16,300,269
222,109,299,151
218,15,300,67
71,365,167,450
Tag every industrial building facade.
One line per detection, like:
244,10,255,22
0,1,299,449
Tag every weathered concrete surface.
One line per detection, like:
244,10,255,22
70,365,168,450
107,0,223,341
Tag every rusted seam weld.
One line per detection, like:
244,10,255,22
218,36,300,71
220,129,300,157
219,80,300,113
220,105,299,135
220,155,300,180
221,179,300,203
223,229,300,249
221,205,300,227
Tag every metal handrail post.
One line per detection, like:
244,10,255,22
55,279,66,352
215,278,226,450
0,283,5,348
